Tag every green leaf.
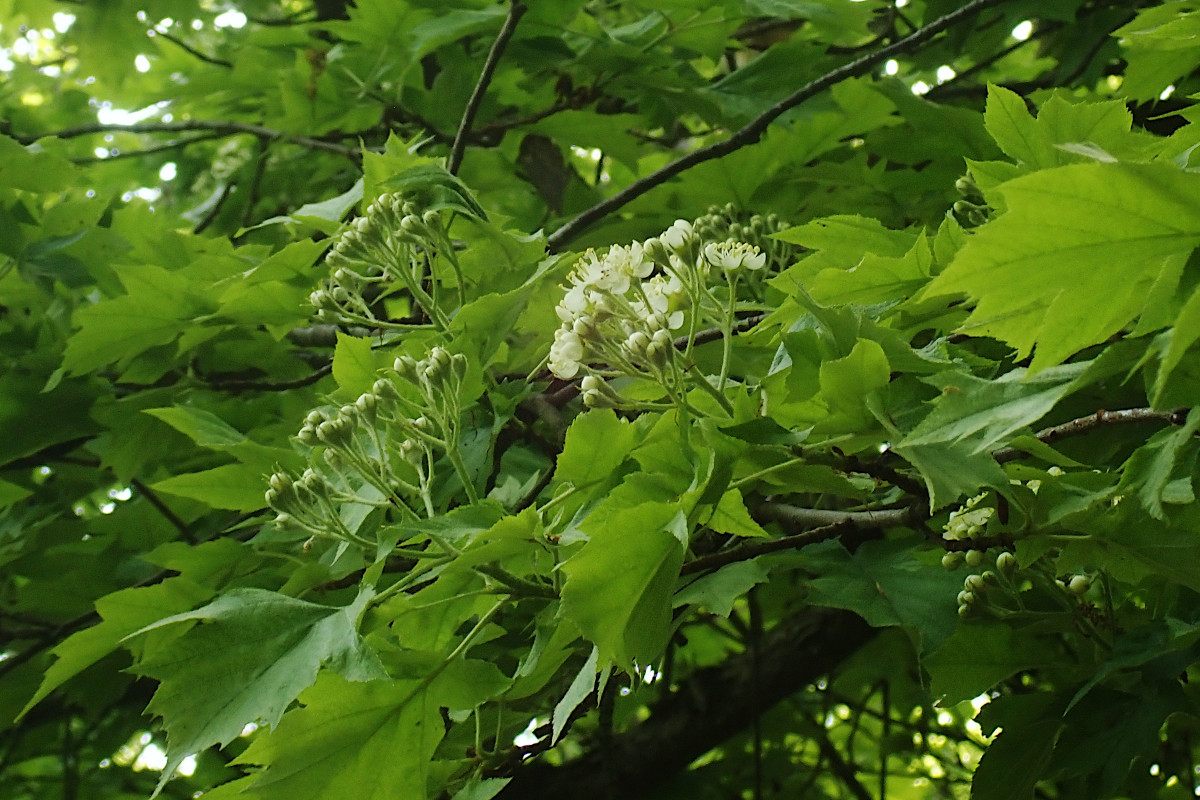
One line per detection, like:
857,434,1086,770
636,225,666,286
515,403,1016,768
151,463,270,511
901,363,1088,454
970,719,1060,800
554,409,640,488
674,560,769,618
1155,283,1200,404
232,673,445,800
892,439,1009,511
144,406,246,448
798,538,962,653
552,645,599,743
331,332,379,397
0,373,100,468
131,587,385,793
379,163,488,220
1116,408,1200,519
805,233,932,307
19,578,213,720
560,503,686,668
817,337,890,431
705,488,769,538
250,179,364,234
925,622,1051,706
926,162,1200,370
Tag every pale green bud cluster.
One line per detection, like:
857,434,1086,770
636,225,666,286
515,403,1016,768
311,192,458,331
266,346,477,548
952,175,991,228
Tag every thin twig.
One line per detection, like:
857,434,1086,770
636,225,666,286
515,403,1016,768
545,0,1004,250
150,28,233,68
19,120,365,158
992,407,1188,463
682,502,924,575
129,478,197,545
69,133,226,163
448,1,527,175
200,363,333,393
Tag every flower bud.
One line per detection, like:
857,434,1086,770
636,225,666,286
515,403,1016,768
296,424,319,446
450,353,469,383
373,377,399,401
356,392,377,420
394,355,419,381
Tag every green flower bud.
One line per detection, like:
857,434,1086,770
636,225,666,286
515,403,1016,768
296,424,319,446
964,574,986,593
942,551,964,570
965,549,985,567
1067,574,1092,596
996,551,1017,575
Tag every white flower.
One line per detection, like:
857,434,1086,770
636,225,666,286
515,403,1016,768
703,241,766,272
661,219,694,252
549,328,585,379
639,273,686,330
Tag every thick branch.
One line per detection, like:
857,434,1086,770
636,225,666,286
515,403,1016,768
545,0,1003,250
499,607,875,800
447,1,527,175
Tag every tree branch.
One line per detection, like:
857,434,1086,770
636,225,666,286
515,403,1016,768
499,607,875,800
69,133,226,163
448,1,527,175
129,478,197,545
545,0,1004,250
682,501,926,576
992,407,1188,463
18,121,365,159
199,363,333,393
150,28,233,68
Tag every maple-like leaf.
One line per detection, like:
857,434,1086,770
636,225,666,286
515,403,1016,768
925,161,1200,371
128,587,386,795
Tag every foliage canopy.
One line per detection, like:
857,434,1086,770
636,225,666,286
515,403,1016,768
5,1,1200,799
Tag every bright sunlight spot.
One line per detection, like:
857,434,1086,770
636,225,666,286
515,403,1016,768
1161,84,1176,100
884,59,899,76
159,162,177,181
910,80,931,95
135,54,151,73
1011,20,1033,41
97,100,170,125
936,65,956,83
214,10,248,29
514,718,541,747
132,743,166,771
52,12,76,33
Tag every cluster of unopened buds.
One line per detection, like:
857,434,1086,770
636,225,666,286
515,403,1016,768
549,212,784,411
941,471,1100,619
309,192,459,330
266,346,475,547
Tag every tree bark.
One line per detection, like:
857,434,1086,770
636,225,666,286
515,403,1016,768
499,607,875,800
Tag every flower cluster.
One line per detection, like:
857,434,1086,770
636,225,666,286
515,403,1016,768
548,239,688,397
310,192,459,331
547,213,785,412
266,345,476,548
